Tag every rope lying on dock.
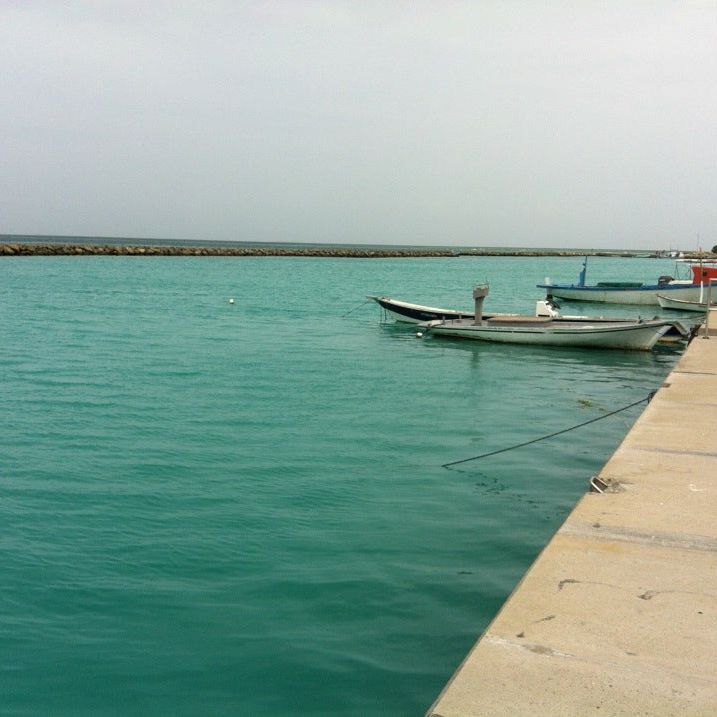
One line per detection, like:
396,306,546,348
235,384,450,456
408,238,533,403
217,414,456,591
442,391,656,469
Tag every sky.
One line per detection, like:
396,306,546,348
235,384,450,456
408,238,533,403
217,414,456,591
1,1,716,249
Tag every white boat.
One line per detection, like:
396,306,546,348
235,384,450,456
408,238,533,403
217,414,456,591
419,285,676,351
657,294,715,312
369,294,690,342
536,257,710,305
369,294,642,324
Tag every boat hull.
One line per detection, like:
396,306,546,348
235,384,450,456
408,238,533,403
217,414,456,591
368,296,472,323
535,282,706,305
426,319,673,351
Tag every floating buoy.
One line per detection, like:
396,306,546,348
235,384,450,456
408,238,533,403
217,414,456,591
416,332,423,338
228,298,235,304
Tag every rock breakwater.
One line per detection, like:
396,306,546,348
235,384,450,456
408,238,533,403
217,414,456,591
0,242,598,258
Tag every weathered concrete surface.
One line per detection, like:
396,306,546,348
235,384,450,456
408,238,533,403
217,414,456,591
428,311,717,717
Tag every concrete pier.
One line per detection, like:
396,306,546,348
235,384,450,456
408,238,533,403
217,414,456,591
428,312,717,716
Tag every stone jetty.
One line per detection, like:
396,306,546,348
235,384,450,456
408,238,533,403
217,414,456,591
0,242,455,257
0,242,591,258
1,241,713,260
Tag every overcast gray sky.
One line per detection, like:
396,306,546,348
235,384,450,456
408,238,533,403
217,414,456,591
1,1,715,249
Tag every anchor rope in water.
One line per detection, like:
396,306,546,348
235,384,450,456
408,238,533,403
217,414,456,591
341,298,373,318
442,391,656,469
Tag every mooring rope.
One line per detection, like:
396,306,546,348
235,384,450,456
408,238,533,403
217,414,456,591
442,391,656,469
341,298,373,318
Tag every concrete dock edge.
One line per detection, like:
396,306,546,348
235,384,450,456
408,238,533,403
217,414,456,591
427,311,717,716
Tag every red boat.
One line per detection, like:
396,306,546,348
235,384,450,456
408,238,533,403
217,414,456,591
690,263,717,284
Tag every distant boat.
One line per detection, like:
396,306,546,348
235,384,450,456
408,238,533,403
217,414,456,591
686,259,717,284
657,294,715,312
536,257,714,305
418,285,679,351
368,295,690,343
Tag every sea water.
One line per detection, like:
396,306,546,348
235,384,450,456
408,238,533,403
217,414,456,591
1,253,688,716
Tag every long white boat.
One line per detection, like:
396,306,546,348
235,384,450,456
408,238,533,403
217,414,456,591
424,316,675,350
419,285,677,351
368,294,651,324
536,257,711,305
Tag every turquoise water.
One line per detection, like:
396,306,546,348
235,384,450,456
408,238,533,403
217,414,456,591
2,255,687,716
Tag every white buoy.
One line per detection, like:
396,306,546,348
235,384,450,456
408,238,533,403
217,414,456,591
228,298,235,304
416,332,423,338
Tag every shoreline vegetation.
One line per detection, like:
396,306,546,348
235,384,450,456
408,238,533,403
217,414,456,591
0,241,713,259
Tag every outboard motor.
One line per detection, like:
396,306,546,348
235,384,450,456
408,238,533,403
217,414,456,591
473,284,489,325
536,297,560,317
657,275,674,286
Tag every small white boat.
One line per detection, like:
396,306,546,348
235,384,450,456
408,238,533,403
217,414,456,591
657,294,715,312
420,285,677,351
